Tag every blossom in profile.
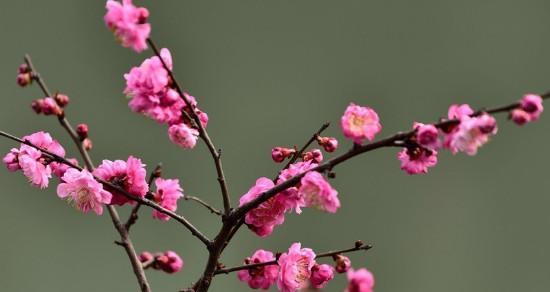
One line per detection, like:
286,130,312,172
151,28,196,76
104,0,151,52
447,114,497,156
93,156,148,205
510,94,544,125
152,178,184,221
298,171,340,213
277,243,316,292
317,136,338,152
57,168,112,215
155,251,184,274
310,264,334,289
168,123,199,149
237,249,279,290
340,103,382,144
345,268,375,292
397,147,438,175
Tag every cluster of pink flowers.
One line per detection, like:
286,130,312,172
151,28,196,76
104,0,151,52
139,250,184,274
151,178,184,221
124,48,208,149
237,243,374,291
510,94,544,125
3,131,66,188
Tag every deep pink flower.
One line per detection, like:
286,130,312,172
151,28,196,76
31,97,62,116
447,114,497,156
277,242,317,292
156,251,184,274
346,268,375,292
168,123,199,149
104,0,151,52
3,131,66,188
271,147,295,163
298,171,340,213
310,264,334,289
139,251,154,263
276,161,318,214
237,249,279,290
239,177,287,237
414,122,439,150
510,109,531,125
57,168,112,215
51,158,79,179
340,103,382,144
152,178,184,221
511,94,544,125
397,148,438,175
334,255,352,273
93,156,148,206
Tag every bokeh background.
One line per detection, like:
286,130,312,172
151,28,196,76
1,1,550,291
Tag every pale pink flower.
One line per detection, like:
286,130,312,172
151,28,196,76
448,104,474,120
276,161,318,214
448,114,497,156
104,0,151,52
340,103,382,144
346,268,375,292
152,178,184,221
277,242,316,292
168,123,199,149
57,169,112,215
237,249,279,290
156,251,184,274
19,154,51,189
3,148,20,172
310,264,334,289
397,148,438,175
299,171,340,213
414,122,439,150
239,177,287,237
334,255,352,273
93,156,148,206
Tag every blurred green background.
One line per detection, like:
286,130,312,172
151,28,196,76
1,1,549,291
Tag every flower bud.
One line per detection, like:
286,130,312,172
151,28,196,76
310,264,335,289
18,63,29,74
302,149,323,163
271,147,295,163
509,109,530,126
41,98,63,116
31,99,44,114
317,136,338,152
334,254,352,273
76,124,89,140
17,73,32,87
83,138,93,151
54,93,70,107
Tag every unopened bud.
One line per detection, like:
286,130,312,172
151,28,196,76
54,93,70,107
76,124,89,140
271,147,295,163
334,254,351,273
17,73,32,87
83,138,93,151
18,63,29,74
302,149,323,163
317,136,338,152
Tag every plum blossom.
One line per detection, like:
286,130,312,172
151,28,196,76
51,158,79,179
104,0,151,52
414,122,439,150
317,136,338,152
310,264,334,289
302,149,323,164
237,249,279,290
168,123,199,149
340,103,382,144
346,268,375,292
448,114,497,156
57,168,112,215
93,156,148,206
155,251,184,274
298,171,340,213
271,147,296,163
151,178,184,221
277,242,316,292
334,254,352,273
276,160,318,214
397,147,438,175
510,94,544,125
448,104,474,121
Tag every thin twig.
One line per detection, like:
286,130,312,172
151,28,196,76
146,38,231,215
185,195,222,216
215,241,373,275
125,163,163,231
283,122,330,169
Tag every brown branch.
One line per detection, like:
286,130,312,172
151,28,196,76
214,241,373,275
283,122,330,169
146,38,231,215
0,130,212,246
22,54,152,292
233,92,550,220
185,195,222,216
125,163,163,231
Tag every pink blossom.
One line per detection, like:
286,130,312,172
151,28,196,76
3,148,20,172
317,136,338,152
19,154,51,189
51,158,79,179
168,123,199,149
310,264,334,289
511,94,544,125
346,268,375,292
448,114,497,156
93,156,148,206
237,249,279,290
298,171,340,213
397,148,438,175
334,255,352,273
31,97,62,116
104,0,151,52
156,251,184,274
152,178,184,221
277,242,316,292
340,103,382,144
414,122,439,150
510,109,531,125
57,168,112,215
139,251,153,263
302,149,323,163
271,147,295,163
448,104,474,120
276,161,318,214
239,177,287,237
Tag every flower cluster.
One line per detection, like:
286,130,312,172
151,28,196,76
139,250,184,274
124,48,208,149
104,0,151,52
237,243,374,292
